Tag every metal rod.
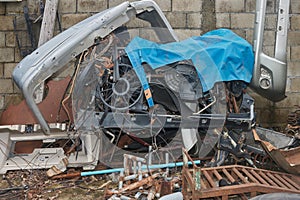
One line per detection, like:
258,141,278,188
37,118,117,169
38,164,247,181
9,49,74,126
81,160,201,176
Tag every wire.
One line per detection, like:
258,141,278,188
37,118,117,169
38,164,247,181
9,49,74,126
57,57,81,122
61,53,85,123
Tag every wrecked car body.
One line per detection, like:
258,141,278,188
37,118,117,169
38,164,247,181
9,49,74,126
0,0,294,186
1,1,254,172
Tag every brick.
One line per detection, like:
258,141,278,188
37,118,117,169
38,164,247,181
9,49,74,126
27,0,41,14
108,0,129,8
0,3,5,15
287,45,291,61
216,13,230,28
13,82,21,94
245,29,253,45
4,94,23,106
138,29,160,42
254,109,270,127
174,29,202,40
245,0,255,12
291,0,300,14
291,15,300,30
0,79,13,93
126,17,150,28
5,32,15,47
0,32,5,47
110,0,172,12
4,63,17,78
0,63,3,77
58,0,76,13
77,0,107,13
155,0,172,12
288,32,300,46
291,46,300,61
61,14,89,29
286,77,292,92
275,92,300,108
6,2,25,14
262,45,274,57
165,12,186,28
263,30,275,46
52,62,74,78
290,78,300,92
13,18,27,32
231,29,246,38
265,14,277,30
14,48,23,63
256,108,272,124
0,16,14,31
273,108,290,125
202,0,216,33
172,0,202,12
0,95,3,110
246,0,275,13
231,13,254,29
216,0,244,13
287,61,300,77
187,13,202,29
265,0,276,13
250,91,273,109
0,48,14,62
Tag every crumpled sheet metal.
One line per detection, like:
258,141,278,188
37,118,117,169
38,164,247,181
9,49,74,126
253,127,300,175
0,77,72,126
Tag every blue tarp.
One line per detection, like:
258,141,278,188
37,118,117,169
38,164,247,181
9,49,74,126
125,29,254,106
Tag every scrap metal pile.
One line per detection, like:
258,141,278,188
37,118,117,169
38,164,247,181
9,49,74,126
286,106,300,137
0,0,299,199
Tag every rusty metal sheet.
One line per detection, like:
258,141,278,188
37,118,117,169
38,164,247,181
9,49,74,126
253,128,300,175
0,77,73,126
254,127,294,149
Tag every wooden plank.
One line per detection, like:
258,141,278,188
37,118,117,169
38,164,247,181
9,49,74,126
250,169,268,185
183,169,195,191
266,172,288,189
213,169,223,180
240,194,248,200
35,0,59,103
241,168,259,184
232,167,249,183
182,169,196,199
221,195,228,200
258,171,278,187
222,168,235,183
203,170,216,188
200,178,207,189
273,174,296,190
196,184,300,199
282,175,300,189
38,0,59,46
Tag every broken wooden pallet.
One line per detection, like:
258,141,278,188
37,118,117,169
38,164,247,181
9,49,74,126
182,164,300,200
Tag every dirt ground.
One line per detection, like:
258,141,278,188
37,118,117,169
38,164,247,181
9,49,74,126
0,169,108,200
0,167,184,200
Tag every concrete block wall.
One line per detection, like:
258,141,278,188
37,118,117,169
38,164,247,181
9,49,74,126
0,0,299,128
0,1,22,117
215,0,300,127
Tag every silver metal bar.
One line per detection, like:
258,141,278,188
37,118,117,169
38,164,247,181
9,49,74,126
9,131,71,142
250,0,290,102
